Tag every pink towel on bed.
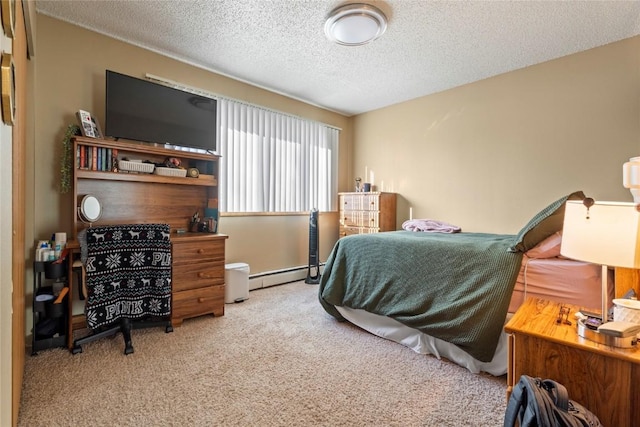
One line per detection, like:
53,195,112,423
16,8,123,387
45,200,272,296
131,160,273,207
402,219,462,233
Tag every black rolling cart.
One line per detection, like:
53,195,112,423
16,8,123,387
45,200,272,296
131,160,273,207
32,260,69,355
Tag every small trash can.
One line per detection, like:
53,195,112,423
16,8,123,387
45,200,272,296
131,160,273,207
225,263,250,303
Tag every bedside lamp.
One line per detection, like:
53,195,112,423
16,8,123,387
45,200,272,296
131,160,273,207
561,199,640,345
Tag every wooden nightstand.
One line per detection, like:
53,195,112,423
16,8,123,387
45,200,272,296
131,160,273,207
504,298,640,427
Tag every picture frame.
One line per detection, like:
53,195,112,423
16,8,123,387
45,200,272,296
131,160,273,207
76,110,103,138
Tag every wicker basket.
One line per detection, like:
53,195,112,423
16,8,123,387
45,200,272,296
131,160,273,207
155,167,187,177
118,160,154,174
613,299,640,324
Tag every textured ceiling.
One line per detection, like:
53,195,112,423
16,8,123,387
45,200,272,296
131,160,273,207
36,0,640,116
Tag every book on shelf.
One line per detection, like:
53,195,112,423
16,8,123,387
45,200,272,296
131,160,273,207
106,148,112,171
78,145,85,169
91,147,97,171
84,146,89,170
76,145,118,172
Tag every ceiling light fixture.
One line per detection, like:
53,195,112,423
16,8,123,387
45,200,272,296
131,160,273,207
324,3,388,46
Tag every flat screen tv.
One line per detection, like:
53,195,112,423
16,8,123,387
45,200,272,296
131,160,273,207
105,70,217,153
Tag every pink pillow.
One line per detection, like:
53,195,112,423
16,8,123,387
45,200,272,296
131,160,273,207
525,231,562,259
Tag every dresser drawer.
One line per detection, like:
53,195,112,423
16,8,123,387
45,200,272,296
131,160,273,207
339,226,379,237
340,210,379,228
172,239,225,263
340,194,380,211
172,285,225,324
172,260,225,292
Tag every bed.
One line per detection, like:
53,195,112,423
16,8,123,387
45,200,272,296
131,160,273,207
318,191,612,375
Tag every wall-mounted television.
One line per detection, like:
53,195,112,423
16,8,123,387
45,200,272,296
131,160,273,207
105,70,217,153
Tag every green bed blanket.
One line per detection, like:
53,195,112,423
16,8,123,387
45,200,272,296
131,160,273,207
318,231,523,362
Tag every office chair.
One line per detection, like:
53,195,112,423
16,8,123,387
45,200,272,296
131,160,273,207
72,223,173,355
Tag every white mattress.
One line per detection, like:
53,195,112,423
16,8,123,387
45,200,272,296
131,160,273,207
335,256,613,376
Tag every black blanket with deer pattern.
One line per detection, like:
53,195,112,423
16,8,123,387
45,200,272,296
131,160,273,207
81,223,172,330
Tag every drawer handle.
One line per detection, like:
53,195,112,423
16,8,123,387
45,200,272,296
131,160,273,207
197,297,216,303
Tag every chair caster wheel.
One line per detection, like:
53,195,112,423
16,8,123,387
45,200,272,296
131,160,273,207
71,345,83,355
124,344,134,355
165,325,173,333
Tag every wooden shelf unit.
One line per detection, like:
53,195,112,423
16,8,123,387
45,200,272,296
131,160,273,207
72,136,220,235
70,136,227,331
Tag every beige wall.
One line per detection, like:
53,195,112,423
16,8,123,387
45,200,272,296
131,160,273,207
33,14,351,276
353,36,640,234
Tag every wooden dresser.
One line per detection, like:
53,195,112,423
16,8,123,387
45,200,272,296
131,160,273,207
338,192,397,238
172,233,227,326
69,136,227,340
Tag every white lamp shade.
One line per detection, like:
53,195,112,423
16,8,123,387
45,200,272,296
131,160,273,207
561,200,640,268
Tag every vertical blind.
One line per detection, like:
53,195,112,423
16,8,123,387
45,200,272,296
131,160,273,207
217,98,339,213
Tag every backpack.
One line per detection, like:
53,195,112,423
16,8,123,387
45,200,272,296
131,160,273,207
504,375,603,427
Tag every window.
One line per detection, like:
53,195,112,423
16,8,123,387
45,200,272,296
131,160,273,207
217,98,339,213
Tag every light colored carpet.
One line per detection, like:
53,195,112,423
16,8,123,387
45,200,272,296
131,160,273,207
19,281,508,426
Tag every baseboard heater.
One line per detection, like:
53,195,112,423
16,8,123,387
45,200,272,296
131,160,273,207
248,264,325,290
